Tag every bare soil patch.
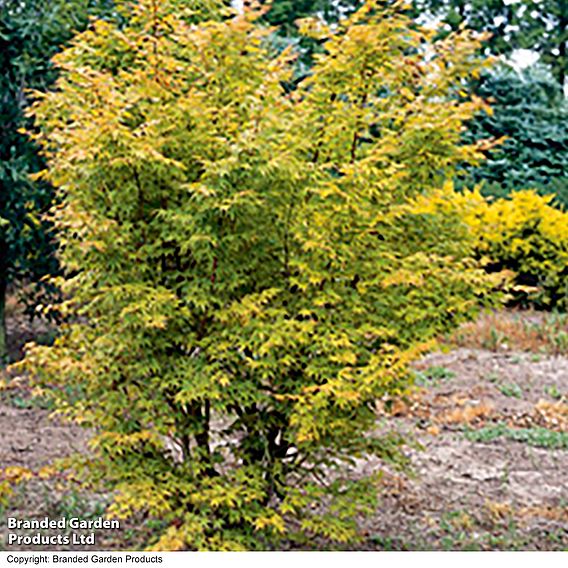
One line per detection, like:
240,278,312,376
359,347,568,550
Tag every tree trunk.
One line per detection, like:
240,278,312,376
0,242,7,364
0,271,6,365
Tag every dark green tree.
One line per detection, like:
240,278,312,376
0,0,114,360
413,0,567,87
251,0,567,86
262,0,361,33
459,64,568,207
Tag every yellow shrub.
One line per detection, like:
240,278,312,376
460,189,568,308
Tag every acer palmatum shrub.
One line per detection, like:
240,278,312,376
22,0,493,550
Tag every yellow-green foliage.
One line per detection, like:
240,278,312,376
460,189,568,308
20,0,493,550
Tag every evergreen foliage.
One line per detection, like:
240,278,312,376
413,0,567,87
460,65,568,207
263,0,361,34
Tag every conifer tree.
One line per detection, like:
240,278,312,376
460,65,568,207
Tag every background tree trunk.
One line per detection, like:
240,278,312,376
0,287,7,365
0,242,7,364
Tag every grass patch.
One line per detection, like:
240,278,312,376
465,423,568,449
543,385,565,400
497,382,523,399
413,366,456,387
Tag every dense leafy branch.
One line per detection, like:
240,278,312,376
20,0,494,550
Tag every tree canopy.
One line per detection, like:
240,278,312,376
460,64,568,207
22,0,494,550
